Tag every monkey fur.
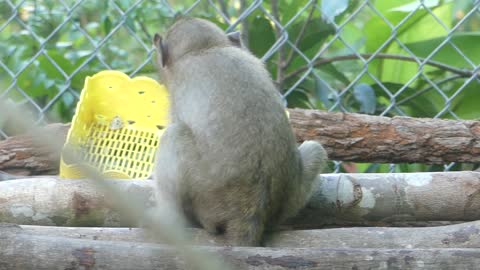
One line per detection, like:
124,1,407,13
153,18,327,246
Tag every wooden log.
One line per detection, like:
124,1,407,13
1,224,480,270
1,110,479,176
0,177,153,227
268,221,480,249
17,220,480,249
289,109,480,164
0,123,69,176
288,171,480,228
1,172,479,227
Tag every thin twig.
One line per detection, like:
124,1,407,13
397,75,463,105
138,19,152,41
284,53,478,82
284,0,317,68
218,0,230,20
271,0,285,90
239,0,249,46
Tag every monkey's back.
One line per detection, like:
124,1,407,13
169,46,302,226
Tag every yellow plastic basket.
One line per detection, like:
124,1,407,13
60,70,169,179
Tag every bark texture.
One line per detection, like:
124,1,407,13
289,109,480,164
1,110,479,176
1,224,480,270
1,172,479,228
0,123,69,175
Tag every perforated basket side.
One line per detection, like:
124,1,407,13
82,124,159,179
60,70,169,179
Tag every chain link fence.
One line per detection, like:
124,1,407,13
0,0,479,173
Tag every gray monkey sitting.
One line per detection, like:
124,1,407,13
153,17,327,246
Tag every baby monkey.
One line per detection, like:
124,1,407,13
153,17,327,246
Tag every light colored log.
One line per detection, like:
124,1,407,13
2,224,480,270
1,172,479,227
0,177,154,227
288,171,480,228
18,220,480,249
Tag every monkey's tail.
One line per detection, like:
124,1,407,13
298,140,328,198
278,140,327,222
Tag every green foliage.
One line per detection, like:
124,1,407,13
1,0,479,173
248,16,276,57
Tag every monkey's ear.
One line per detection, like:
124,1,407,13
227,31,243,48
153,33,168,67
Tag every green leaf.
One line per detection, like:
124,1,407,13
405,33,480,68
85,22,100,36
43,50,75,75
315,76,334,108
451,80,480,120
247,16,276,58
390,0,440,12
119,0,132,10
279,0,310,24
285,18,336,76
61,91,76,108
65,50,93,64
371,82,439,117
319,63,350,85
374,0,423,13
44,79,55,90
353,83,376,114
321,0,349,23
29,72,47,97
125,16,136,31
101,1,109,12
102,15,112,34
56,42,73,49
71,69,96,91
365,2,453,85
285,89,313,109
288,18,335,56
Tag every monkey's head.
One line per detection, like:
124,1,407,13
153,17,242,72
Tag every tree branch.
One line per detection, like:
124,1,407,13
289,109,480,164
397,75,463,106
285,53,478,82
218,0,230,20
1,109,480,176
271,0,286,90
239,0,249,46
